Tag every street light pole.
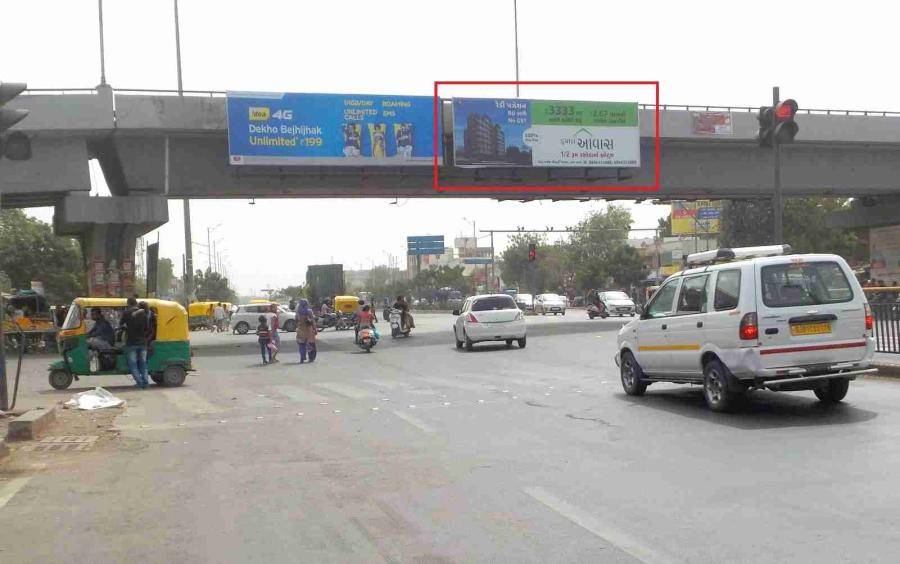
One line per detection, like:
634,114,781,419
173,0,193,305
513,0,520,97
772,85,783,242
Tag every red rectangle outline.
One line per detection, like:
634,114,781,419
432,81,659,194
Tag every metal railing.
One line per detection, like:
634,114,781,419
872,302,900,353
19,88,900,116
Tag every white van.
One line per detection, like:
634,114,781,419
615,245,876,411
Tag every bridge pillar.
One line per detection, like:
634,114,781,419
54,194,168,297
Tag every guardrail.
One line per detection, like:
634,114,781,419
19,88,900,117
871,302,900,354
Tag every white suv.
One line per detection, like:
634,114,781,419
231,303,297,334
615,245,876,411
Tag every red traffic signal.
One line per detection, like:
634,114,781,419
528,243,536,262
775,99,798,121
774,99,799,143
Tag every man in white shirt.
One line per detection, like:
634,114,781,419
213,303,226,332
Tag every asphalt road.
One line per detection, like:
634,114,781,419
2,312,900,563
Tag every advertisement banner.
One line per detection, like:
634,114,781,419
452,98,640,168
671,200,722,235
691,111,733,135
146,242,159,296
870,225,900,281
227,92,440,166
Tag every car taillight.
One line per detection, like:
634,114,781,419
739,312,758,341
466,313,478,323
864,303,873,331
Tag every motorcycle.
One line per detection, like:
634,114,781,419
356,324,379,352
389,308,411,338
315,312,339,331
587,302,608,319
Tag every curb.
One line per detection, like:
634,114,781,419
873,363,900,378
6,406,58,441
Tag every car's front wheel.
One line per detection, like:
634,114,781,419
814,378,850,403
235,321,250,335
620,351,647,396
517,336,526,348
283,319,297,332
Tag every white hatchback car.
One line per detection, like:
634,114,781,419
453,294,526,351
615,245,876,411
231,303,297,334
534,293,567,315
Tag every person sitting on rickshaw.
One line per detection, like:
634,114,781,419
86,308,115,350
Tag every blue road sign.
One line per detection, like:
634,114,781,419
407,235,445,255
463,258,493,265
227,91,441,166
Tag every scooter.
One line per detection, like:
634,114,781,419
587,302,609,319
356,324,379,352
389,308,411,338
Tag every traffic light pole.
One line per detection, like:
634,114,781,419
772,86,783,243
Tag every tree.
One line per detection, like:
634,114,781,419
157,258,174,299
567,206,642,292
194,268,237,303
274,284,306,302
721,197,858,258
499,233,570,293
0,209,85,303
656,215,672,239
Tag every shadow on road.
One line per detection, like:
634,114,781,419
619,386,879,430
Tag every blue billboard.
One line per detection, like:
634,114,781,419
407,235,445,256
227,92,440,166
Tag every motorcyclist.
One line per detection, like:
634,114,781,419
392,295,414,331
355,304,376,343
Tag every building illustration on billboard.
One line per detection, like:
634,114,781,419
452,97,639,168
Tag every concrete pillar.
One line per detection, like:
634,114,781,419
54,194,168,297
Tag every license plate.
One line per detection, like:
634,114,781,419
790,322,832,336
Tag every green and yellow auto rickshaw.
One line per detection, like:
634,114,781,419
48,297,192,390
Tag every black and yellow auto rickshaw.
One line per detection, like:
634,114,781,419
48,297,192,390
2,290,57,351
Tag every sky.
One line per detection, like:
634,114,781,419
5,0,900,295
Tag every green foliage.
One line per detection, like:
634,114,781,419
274,284,306,302
0,209,85,303
157,258,174,299
499,234,569,293
194,268,237,303
409,265,466,295
721,198,858,258
567,206,646,290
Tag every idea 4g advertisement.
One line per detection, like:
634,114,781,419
452,97,640,168
226,91,440,166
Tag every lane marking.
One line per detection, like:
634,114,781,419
161,388,222,414
0,477,32,510
314,382,376,399
270,385,330,403
524,486,678,564
391,411,435,434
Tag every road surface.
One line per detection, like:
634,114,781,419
2,313,899,563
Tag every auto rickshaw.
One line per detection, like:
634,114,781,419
334,295,362,315
49,297,192,390
2,290,57,351
188,301,218,330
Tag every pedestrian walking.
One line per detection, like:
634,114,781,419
119,296,150,388
213,302,226,332
268,303,281,362
256,315,271,365
295,298,318,363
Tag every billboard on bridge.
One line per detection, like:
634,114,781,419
451,97,640,168
671,200,722,235
226,92,441,166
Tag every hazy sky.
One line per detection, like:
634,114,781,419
7,0,899,294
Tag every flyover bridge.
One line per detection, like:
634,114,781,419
1,86,899,294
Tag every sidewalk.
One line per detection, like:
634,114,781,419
873,352,900,377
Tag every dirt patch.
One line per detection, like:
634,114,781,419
0,402,125,476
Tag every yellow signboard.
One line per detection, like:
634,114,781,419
671,200,722,235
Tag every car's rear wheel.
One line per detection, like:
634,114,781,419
703,359,736,412
620,351,646,396
454,329,463,349
235,321,249,335
814,378,850,403
465,333,474,351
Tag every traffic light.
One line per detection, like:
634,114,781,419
756,105,774,147
773,99,799,144
0,82,31,161
757,99,799,147
528,243,536,262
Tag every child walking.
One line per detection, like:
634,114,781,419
256,315,271,365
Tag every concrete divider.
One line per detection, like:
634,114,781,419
6,406,57,441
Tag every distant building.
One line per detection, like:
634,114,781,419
464,114,505,158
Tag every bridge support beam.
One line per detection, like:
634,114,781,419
54,195,168,297
825,197,900,229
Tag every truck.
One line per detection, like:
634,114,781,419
305,264,345,306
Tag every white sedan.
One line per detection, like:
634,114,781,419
534,293,567,315
452,294,526,351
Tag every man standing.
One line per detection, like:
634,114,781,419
120,297,150,388
213,302,227,332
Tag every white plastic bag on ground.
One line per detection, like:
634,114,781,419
64,387,126,410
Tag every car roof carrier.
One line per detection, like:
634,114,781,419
685,244,792,266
